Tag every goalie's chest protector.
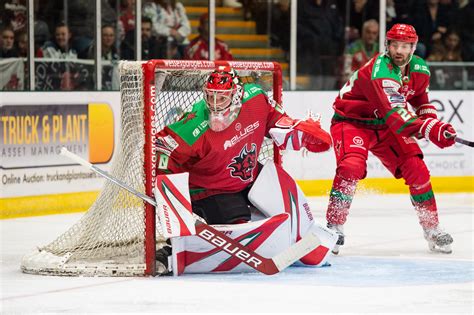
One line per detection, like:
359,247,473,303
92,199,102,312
169,85,275,196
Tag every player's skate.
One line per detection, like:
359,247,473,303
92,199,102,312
423,227,453,254
327,223,344,255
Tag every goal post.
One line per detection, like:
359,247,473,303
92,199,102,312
21,60,284,277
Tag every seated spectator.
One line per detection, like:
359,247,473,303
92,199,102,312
410,0,452,58
143,0,191,59
16,31,27,57
0,27,19,57
347,19,379,72
184,13,233,61
88,25,120,61
427,29,463,61
40,23,78,59
120,0,136,34
450,0,474,61
121,16,166,60
33,20,50,57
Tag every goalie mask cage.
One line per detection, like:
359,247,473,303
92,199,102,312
21,60,283,277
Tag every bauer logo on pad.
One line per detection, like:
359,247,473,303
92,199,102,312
154,173,196,238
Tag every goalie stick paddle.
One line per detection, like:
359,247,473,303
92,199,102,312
60,147,321,275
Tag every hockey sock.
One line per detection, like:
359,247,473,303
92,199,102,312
326,175,358,225
409,182,439,229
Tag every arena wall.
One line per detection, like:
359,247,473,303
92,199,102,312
1,91,472,218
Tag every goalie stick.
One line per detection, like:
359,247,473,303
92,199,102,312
60,147,321,275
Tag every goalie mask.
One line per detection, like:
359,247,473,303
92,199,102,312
385,24,418,67
203,66,243,132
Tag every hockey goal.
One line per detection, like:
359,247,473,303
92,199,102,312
21,60,283,276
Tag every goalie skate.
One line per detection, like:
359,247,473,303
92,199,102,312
424,227,453,254
156,243,173,275
327,223,344,255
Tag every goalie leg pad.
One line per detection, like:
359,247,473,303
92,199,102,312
248,161,337,265
297,223,339,266
171,213,291,275
154,173,196,238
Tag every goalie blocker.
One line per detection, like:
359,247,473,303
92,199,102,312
155,161,338,275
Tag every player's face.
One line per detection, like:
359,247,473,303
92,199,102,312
388,41,413,67
205,89,233,112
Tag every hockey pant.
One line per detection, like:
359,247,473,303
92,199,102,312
327,122,439,229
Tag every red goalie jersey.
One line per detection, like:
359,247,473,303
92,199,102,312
333,52,431,137
155,84,287,200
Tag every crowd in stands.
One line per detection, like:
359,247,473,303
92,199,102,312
1,0,473,91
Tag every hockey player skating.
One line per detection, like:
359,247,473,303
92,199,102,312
154,66,338,274
326,24,456,255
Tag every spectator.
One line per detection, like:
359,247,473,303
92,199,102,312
33,20,50,58
385,0,411,28
450,0,474,61
0,27,19,57
427,29,463,61
348,19,379,72
184,13,233,61
121,16,165,60
270,0,291,53
338,0,379,42
88,25,120,61
120,0,136,34
143,0,191,59
38,0,117,58
410,0,452,57
16,30,27,57
297,0,345,90
40,23,78,59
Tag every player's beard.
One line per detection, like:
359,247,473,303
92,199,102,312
391,53,410,67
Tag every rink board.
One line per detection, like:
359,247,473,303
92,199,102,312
1,91,473,218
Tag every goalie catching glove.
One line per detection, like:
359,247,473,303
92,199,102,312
269,114,332,153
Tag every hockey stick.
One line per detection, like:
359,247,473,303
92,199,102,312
454,136,474,147
60,147,321,275
443,131,474,148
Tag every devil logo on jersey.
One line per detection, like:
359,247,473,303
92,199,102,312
227,143,257,181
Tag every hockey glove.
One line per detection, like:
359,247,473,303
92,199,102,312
269,116,332,153
415,104,438,120
419,118,456,149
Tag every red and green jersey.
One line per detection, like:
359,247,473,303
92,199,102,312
333,53,432,137
156,83,287,200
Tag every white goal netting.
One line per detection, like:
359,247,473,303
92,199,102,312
21,60,281,276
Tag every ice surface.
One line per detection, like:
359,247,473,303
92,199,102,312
1,193,472,314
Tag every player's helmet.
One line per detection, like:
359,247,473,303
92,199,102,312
385,24,418,66
203,66,243,132
386,24,418,43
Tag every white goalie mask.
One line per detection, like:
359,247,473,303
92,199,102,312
203,66,243,132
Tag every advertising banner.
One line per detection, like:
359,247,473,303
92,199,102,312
1,92,118,199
